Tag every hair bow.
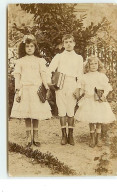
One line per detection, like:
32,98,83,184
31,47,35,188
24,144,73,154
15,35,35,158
22,34,35,43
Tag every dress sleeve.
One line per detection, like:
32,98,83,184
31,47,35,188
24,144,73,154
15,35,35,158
103,74,112,97
14,59,22,76
79,76,85,95
77,56,84,88
39,58,47,73
14,59,22,90
39,58,49,90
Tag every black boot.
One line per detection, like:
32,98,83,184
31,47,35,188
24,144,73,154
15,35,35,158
68,128,75,145
61,128,67,145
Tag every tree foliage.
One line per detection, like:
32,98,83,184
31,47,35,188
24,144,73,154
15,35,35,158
8,4,117,116
9,4,107,61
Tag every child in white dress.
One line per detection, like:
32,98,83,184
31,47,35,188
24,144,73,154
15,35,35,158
11,35,52,147
75,55,116,148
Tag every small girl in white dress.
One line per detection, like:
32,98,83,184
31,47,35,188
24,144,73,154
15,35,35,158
75,55,116,148
11,35,52,147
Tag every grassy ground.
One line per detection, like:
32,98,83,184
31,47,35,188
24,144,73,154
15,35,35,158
8,113,117,177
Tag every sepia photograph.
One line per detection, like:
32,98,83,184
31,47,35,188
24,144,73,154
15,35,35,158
8,3,117,177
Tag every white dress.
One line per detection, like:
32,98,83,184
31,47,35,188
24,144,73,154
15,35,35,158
75,71,116,123
11,55,52,120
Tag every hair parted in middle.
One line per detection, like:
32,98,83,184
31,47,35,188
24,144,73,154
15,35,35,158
62,34,75,43
84,55,106,74
18,34,40,58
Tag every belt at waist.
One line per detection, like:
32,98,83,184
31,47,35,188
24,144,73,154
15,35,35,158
84,94,94,98
64,75,77,82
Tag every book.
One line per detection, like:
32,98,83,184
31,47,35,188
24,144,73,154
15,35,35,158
51,71,65,90
94,87,104,101
37,84,47,103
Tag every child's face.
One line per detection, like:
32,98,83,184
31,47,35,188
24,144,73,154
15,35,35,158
63,38,75,52
25,43,35,55
89,59,98,72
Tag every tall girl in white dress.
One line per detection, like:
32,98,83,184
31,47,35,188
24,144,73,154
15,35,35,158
75,55,116,148
11,35,52,147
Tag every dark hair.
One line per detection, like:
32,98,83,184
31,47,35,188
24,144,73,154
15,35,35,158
62,34,75,43
18,35,40,58
84,55,106,74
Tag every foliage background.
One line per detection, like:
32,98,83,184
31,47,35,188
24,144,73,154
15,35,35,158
8,4,117,116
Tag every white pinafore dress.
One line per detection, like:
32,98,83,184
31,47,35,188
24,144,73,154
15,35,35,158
11,55,52,120
75,71,116,123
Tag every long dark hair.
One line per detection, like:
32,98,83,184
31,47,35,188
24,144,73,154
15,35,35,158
18,35,40,58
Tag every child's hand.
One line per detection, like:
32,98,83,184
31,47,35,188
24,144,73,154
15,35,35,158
73,88,80,99
16,95,21,103
99,94,107,102
15,90,21,103
46,89,51,100
48,83,58,91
